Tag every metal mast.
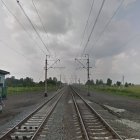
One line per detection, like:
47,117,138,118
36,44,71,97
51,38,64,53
85,54,91,96
44,55,48,97
75,54,92,96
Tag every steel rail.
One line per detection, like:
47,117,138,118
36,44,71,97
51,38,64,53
71,93,90,140
71,86,123,140
31,90,64,140
0,88,64,140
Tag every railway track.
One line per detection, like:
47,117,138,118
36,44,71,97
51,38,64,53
71,86,123,140
0,88,64,140
0,86,125,140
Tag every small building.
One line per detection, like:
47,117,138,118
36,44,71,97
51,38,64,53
0,69,10,99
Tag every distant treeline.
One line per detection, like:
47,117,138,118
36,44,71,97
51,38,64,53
86,78,134,87
5,76,62,87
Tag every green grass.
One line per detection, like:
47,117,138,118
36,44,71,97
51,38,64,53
85,85,140,99
7,85,58,95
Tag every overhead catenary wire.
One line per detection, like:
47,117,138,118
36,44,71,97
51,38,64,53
79,0,95,50
1,0,46,56
91,0,124,50
32,0,48,36
0,39,27,59
81,0,106,57
0,39,44,64
0,0,48,80
0,38,46,63
16,0,51,55
32,0,57,58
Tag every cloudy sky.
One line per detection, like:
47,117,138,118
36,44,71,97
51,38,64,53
0,0,140,84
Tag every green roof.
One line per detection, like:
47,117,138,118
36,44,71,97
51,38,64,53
0,69,10,75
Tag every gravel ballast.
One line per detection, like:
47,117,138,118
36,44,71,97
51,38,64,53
0,91,55,136
74,86,140,139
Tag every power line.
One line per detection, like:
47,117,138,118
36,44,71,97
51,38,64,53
1,0,46,56
0,39,45,64
32,0,48,35
75,54,92,96
16,0,51,55
81,0,106,57
0,39,28,59
91,0,124,50
79,0,95,51
32,0,56,58
44,55,60,96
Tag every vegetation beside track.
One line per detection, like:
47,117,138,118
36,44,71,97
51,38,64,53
5,76,62,95
7,85,58,95
79,85,140,99
90,85,140,99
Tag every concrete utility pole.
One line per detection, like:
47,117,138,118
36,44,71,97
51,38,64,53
122,75,125,87
75,54,92,96
78,78,80,85
75,75,77,84
44,57,61,97
52,67,65,89
59,74,62,88
44,55,49,97
85,54,91,96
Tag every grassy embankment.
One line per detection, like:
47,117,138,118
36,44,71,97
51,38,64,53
91,85,140,99
8,85,58,95
85,85,140,99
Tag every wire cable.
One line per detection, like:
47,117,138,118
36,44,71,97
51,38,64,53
32,0,48,36
79,0,95,49
1,0,46,56
91,0,124,50
32,0,56,58
0,39,28,59
16,0,51,55
81,0,106,57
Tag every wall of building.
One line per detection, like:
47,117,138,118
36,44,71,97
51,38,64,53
0,74,5,86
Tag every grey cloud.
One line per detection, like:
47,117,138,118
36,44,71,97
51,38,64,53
29,0,73,34
0,0,140,83
85,19,135,59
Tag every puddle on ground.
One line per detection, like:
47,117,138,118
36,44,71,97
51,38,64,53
116,119,140,130
104,105,126,113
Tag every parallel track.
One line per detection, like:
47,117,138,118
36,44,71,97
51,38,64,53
0,86,124,140
0,88,64,140
71,86,123,140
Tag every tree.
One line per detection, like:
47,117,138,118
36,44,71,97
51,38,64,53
128,83,132,86
85,79,94,85
106,78,112,86
90,79,94,85
116,81,121,87
125,82,128,87
47,77,59,85
53,77,57,82
23,77,34,86
99,79,103,85
96,79,99,85
38,81,44,86
5,76,35,87
5,76,62,87
95,79,103,85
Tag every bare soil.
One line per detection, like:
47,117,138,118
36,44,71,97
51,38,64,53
0,92,53,127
